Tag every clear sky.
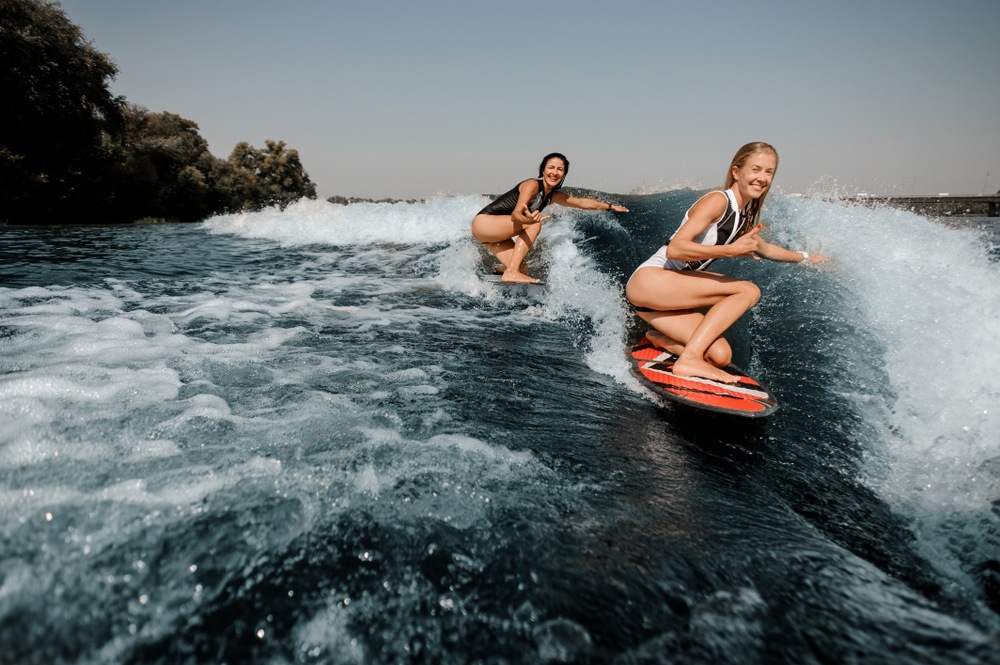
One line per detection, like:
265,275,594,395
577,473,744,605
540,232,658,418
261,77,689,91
58,0,1000,199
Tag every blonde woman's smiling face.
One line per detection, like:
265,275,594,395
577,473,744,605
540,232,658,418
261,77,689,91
733,152,777,200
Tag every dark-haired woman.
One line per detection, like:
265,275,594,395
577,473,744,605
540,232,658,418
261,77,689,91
472,153,628,283
626,142,829,383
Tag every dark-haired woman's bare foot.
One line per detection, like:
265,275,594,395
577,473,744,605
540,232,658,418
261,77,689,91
501,270,540,284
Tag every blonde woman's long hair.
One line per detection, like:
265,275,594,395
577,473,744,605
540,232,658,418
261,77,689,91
724,142,778,237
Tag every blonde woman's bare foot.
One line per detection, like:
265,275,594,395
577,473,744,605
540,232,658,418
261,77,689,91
645,330,686,357
501,270,540,284
672,356,739,384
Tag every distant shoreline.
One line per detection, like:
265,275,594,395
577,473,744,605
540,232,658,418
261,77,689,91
841,194,1000,218
325,191,1000,219
326,195,424,205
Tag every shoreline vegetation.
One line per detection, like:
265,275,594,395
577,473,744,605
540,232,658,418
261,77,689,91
2,0,317,227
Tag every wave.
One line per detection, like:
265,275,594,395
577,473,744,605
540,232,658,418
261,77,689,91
197,191,1000,602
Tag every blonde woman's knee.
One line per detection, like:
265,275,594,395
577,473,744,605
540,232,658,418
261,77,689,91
738,280,761,307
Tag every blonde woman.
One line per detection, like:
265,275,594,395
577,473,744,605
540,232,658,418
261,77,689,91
626,142,828,383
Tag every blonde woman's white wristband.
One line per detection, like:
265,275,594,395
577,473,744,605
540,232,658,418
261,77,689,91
800,251,809,264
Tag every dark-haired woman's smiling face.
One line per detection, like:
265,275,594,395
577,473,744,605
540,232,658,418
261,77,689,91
542,158,566,190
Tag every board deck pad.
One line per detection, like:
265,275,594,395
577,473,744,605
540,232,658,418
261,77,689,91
627,336,778,417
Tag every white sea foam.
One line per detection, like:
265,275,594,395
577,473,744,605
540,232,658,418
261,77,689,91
769,196,1000,514
423,203,634,384
200,195,485,246
203,197,633,384
0,204,555,538
531,213,633,382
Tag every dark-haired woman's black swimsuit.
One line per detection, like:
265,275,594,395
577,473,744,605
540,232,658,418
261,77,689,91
477,179,554,217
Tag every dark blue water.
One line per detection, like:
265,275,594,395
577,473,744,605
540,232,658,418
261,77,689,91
1,193,998,664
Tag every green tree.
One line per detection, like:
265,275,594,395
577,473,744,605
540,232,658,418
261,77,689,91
0,0,124,223
227,140,317,210
113,108,225,222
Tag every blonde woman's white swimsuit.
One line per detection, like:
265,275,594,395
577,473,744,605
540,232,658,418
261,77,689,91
632,188,750,276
